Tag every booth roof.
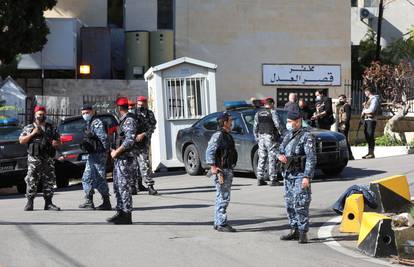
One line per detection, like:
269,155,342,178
144,57,217,81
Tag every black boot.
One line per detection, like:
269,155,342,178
270,180,282,186
280,228,299,241
216,224,236,232
79,194,95,209
131,187,138,195
138,181,148,192
257,179,267,186
96,195,112,210
44,197,61,211
148,185,158,195
107,211,132,224
24,197,34,211
107,211,121,223
298,231,308,244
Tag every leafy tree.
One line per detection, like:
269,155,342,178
0,0,57,67
362,61,414,143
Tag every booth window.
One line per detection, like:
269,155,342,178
158,0,174,29
165,77,207,120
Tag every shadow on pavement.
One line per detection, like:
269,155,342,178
133,204,212,211
313,166,387,183
311,234,358,243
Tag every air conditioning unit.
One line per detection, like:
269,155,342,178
360,7,377,20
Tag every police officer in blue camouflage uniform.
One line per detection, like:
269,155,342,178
277,110,316,243
19,106,61,211
253,97,284,186
206,112,238,232
107,97,137,224
78,104,112,210
133,96,158,195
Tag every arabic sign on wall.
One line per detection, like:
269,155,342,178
262,64,341,86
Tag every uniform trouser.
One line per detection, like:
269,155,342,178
82,153,110,197
212,169,233,227
25,155,56,199
284,176,311,232
113,157,134,213
364,120,376,153
338,126,354,158
132,144,154,187
257,134,278,181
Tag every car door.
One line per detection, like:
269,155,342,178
229,112,251,170
194,114,218,164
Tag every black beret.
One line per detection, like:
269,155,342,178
287,110,302,120
81,104,93,111
217,111,231,121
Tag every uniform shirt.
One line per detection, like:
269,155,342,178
118,113,137,156
277,127,316,179
253,108,284,140
362,95,379,120
88,117,109,151
136,108,157,137
21,122,60,141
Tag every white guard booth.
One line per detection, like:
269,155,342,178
144,57,218,171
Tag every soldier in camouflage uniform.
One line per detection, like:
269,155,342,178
277,110,316,244
133,96,157,195
78,104,112,210
206,112,238,232
253,97,284,186
107,97,137,224
19,106,61,211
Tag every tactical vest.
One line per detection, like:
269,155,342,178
28,123,55,158
80,117,104,153
214,131,238,169
258,109,277,136
281,129,307,173
115,113,136,151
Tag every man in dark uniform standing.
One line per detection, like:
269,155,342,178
278,111,316,244
312,90,334,130
253,97,284,186
336,95,354,160
19,106,61,211
134,96,158,195
206,112,238,232
107,97,137,224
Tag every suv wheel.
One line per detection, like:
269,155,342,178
56,177,69,188
184,144,203,175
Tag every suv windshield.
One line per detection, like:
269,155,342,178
0,127,22,141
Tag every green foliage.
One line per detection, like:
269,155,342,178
375,135,405,146
382,26,414,65
0,0,57,68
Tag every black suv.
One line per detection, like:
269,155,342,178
176,107,349,177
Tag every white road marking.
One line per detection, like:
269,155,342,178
317,216,395,267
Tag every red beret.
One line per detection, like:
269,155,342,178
265,96,274,101
127,100,136,106
136,96,147,102
116,97,129,106
34,106,46,113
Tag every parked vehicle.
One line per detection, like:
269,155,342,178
176,104,349,177
0,125,28,193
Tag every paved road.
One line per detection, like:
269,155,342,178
0,155,413,267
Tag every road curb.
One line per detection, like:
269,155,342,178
317,216,395,267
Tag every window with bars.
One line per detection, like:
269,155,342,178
165,77,207,120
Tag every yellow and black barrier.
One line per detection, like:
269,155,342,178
340,194,364,233
370,175,412,213
357,212,397,257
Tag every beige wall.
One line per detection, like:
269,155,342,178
44,0,107,27
175,0,351,108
